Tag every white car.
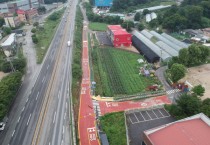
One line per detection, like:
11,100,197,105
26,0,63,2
0,122,5,131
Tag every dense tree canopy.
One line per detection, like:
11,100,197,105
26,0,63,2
192,85,205,96
169,63,186,82
0,72,22,120
169,44,209,68
159,0,210,31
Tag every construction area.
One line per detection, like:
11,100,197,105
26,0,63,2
180,63,210,99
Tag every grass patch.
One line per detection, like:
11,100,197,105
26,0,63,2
72,5,83,145
160,1,176,5
100,112,126,145
170,32,190,40
89,22,108,31
92,45,161,97
35,9,65,64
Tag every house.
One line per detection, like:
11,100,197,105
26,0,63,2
25,8,38,24
107,25,132,47
0,33,16,57
16,9,27,22
143,113,210,145
4,16,20,28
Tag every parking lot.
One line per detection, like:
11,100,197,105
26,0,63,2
128,108,170,124
126,107,175,145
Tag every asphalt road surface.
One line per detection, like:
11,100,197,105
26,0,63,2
0,0,77,145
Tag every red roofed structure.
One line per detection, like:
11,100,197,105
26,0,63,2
107,25,132,47
16,9,27,22
143,113,210,145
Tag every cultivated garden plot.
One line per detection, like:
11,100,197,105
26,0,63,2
94,47,161,97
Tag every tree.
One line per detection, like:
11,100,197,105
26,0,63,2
184,6,203,29
165,94,202,119
121,20,134,31
170,63,186,82
33,22,39,27
12,58,26,73
31,28,36,33
2,27,11,35
176,94,201,116
0,17,5,27
188,44,201,66
162,14,187,31
192,85,205,96
143,9,150,15
137,23,145,31
134,12,140,21
1,61,12,73
179,48,189,66
149,19,158,28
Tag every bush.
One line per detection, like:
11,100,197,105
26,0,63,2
32,36,38,43
31,28,36,33
33,22,39,27
192,85,205,96
1,61,12,73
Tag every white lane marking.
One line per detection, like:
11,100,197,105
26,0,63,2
42,76,46,83
47,64,49,70
49,142,51,145
64,112,66,120
26,98,28,103
36,92,40,100
17,116,21,123
22,107,25,112
66,102,67,109
58,90,61,99
27,114,31,126
53,112,56,124
61,140,63,145
63,125,65,134
12,130,15,137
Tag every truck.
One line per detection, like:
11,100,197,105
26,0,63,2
67,41,71,47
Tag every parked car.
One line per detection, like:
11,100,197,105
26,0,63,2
0,122,5,131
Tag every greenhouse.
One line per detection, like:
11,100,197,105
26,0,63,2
156,41,179,57
132,30,171,62
150,31,182,51
141,30,153,39
161,33,189,48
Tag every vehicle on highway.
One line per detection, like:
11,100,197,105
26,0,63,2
67,41,71,47
0,122,5,131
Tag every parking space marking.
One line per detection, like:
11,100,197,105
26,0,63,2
158,109,164,117
134,113,139,122
128,108,171,124
146,111,152,120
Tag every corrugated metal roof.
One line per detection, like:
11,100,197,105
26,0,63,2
156,41,179,57
141,30,153,39
161,33,189,48
150,31,182,51
1,33,16,47
133,30,171,61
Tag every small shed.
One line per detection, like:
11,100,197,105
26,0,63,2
1,33,16,57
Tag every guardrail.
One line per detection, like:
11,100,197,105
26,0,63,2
114,90,166,101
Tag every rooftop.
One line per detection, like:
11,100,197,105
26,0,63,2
145,113,210,145
112,29,130,35
107,25,123,30
16,9,25,14
1,33,16,47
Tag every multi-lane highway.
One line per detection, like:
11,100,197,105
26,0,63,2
0,0,77,145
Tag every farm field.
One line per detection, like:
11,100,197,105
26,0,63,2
100,112,126,145
89,22,108,31
92,46,160,97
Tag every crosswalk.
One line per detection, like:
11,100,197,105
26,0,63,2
92,100,101,117
166,89,180,95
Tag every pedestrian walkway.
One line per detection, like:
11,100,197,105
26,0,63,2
166,89,180,95
92,100,101,117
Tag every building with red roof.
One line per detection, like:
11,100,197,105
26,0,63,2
107,25,132,47
16,9,27,22
143,113,210,145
